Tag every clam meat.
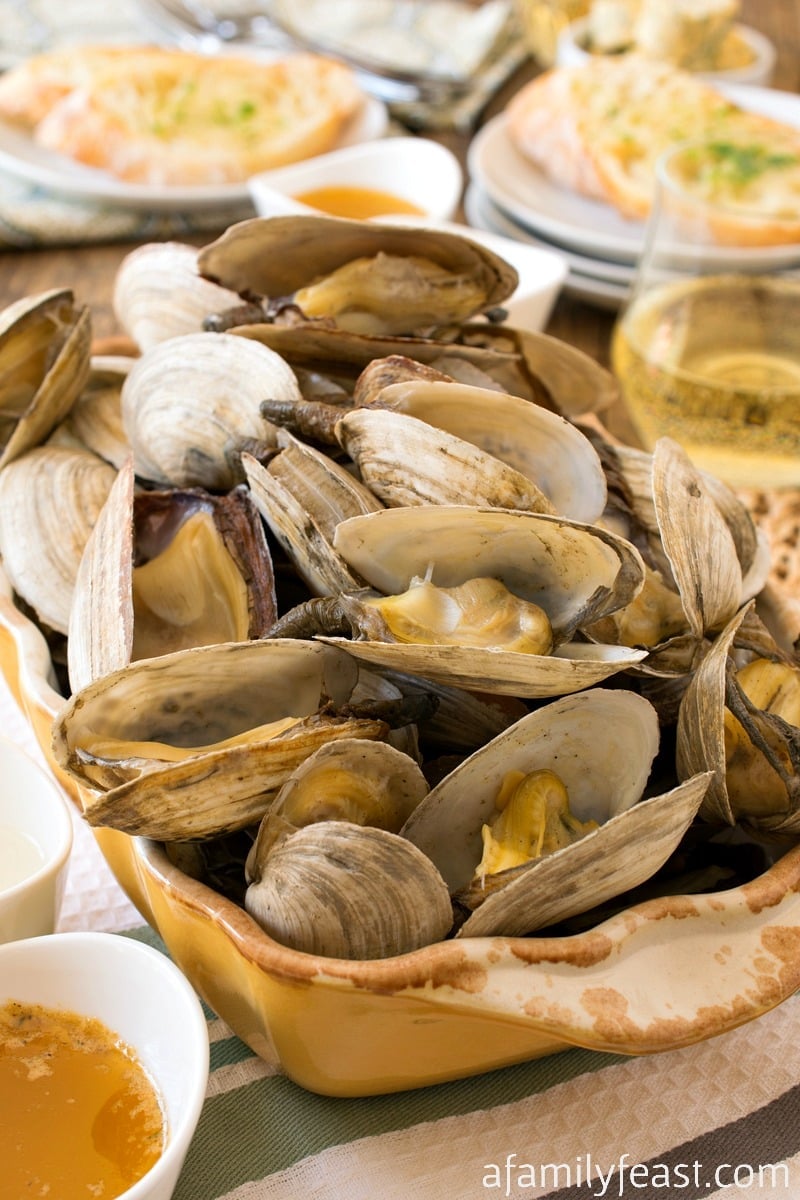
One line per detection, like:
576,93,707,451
197,215,518,336
402,688,712,936
270,504,647,696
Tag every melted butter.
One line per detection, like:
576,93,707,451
0,999,166,1200
293,185,425,220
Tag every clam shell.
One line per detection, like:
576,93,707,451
198,214,518,331
0,288,91,469
232,320,618,419
242,435,381,597
246,736,430,874
677,602,800,834
583,437,770,690
68,457,277,692
113,242,241,352
120,331,302,488
244,821,453,959
52,639,388,840
652,439,745,639
401,688,711,936
325,505,646,696
336,407,556,514
60,355,132,469
367,377,607,523
0,445,115,634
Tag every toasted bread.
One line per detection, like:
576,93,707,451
0,46,366,187
506,57,800,242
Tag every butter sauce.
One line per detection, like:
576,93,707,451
0,999,166,1200
293,184,425,220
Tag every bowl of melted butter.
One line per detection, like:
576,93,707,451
0,931,209,1200
248,136,464,223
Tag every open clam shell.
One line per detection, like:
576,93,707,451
0,445,116,635
52,639,389,840
68,456,277,692
248,736,429,860
336,407,556,514
0,288,91,470
363,377,607,523
677,602,800,834
402,688,712,936
585,437,770,693
321,505,646,696
198,215,518,336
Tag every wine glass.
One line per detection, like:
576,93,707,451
611,138,800,490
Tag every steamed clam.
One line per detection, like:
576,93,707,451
0,444,116,634
234,319,619,420
59,355,132,469
242,737,447,959
0,288,91,469
113,242,241,352
52,640,392,840
270,504,647,696
120,331,302,489
402,689,712,936
677,602,800,834
348,372,608,523
197,215,518,336
242,434,382,598
257,358,607,521
585,438,770,701
336,407,558,514
67,456,277,692
244,821,453,959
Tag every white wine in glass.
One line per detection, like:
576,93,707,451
613,140,800,490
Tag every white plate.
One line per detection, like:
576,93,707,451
0,94,388,211
465,182,634,285
467,82,800,266
463,183,629,310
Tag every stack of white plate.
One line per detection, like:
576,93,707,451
465,81,800,311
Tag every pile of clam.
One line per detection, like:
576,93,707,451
2,214,798,961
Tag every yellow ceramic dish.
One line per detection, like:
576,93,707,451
3,563,800,1097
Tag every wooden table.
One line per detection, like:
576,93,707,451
0,0,797,369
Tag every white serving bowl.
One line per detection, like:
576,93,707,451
556,19,776,86
0,931,209,1200
248,136,464,223
0,734,72,942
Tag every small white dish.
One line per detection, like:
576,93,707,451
248,136,464,223
0,931,209,1200
0,735,72,942
373,212,568,331
556,19,776,87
